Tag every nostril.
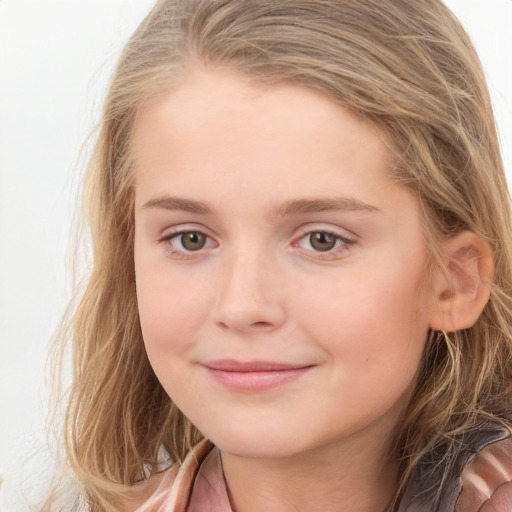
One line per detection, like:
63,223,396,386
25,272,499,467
252,321,271,328
218,320,272,331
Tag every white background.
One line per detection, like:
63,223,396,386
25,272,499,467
0,1,511,510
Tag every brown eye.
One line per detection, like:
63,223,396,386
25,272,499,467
309,232,339,252
178,231,207,251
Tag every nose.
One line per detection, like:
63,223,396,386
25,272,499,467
213,248,286,333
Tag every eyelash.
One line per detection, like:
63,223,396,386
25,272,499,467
159,229,217,259
293,229,355,258
158,228,356,259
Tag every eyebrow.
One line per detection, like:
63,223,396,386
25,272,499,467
275,197,380,216
141,195,380,216
142,196,213,214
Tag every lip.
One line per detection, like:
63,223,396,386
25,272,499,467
202,359,315,392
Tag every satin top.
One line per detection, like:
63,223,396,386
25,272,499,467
133,431,512,512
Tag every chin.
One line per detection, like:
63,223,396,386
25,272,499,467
203,426,307,459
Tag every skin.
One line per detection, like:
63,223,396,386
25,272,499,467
133,67,441,512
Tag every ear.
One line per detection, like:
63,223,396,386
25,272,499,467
429,231,494,332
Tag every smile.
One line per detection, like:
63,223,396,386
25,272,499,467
202,360,315,392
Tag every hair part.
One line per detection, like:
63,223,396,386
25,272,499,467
45,1,512,510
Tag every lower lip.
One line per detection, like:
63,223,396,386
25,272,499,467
205,366,313,392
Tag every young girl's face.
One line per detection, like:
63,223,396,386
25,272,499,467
133,68,438,459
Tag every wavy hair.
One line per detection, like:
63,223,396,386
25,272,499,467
45,1,512,510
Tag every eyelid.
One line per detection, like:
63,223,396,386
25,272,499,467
294,223,357,242
158,224,218,256
158,223,214,240
292,224,357,258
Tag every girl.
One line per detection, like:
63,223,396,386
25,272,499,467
45,1,512,511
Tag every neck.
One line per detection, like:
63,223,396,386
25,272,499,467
221,428,399,512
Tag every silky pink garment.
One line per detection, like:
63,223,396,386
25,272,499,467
132,439,226,512
456,438,512,512
135,434,512,512
187,446,231,512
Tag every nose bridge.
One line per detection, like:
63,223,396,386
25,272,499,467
214,240,285,332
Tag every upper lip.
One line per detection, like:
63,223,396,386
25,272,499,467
204,359,314,372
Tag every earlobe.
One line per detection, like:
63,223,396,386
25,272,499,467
429,231,494,332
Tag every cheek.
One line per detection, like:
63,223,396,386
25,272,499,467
135,257,211,359
298,259,431,368
296,266,431,422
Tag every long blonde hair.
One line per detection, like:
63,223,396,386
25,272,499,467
46,1,512,510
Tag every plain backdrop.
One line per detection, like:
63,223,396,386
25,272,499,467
0,1,511,510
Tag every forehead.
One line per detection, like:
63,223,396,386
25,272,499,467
133,67,391,150
131,67,399,213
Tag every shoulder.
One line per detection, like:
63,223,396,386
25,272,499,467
129,465,180,512
129,438,214,512
399,426,512,512
456,434,512,512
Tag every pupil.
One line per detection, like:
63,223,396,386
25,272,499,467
310,232,336,251
182,232,206,251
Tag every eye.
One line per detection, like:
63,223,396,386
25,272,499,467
166,231,214,252
296,231,351,253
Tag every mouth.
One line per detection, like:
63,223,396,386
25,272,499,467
202,359,315,392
